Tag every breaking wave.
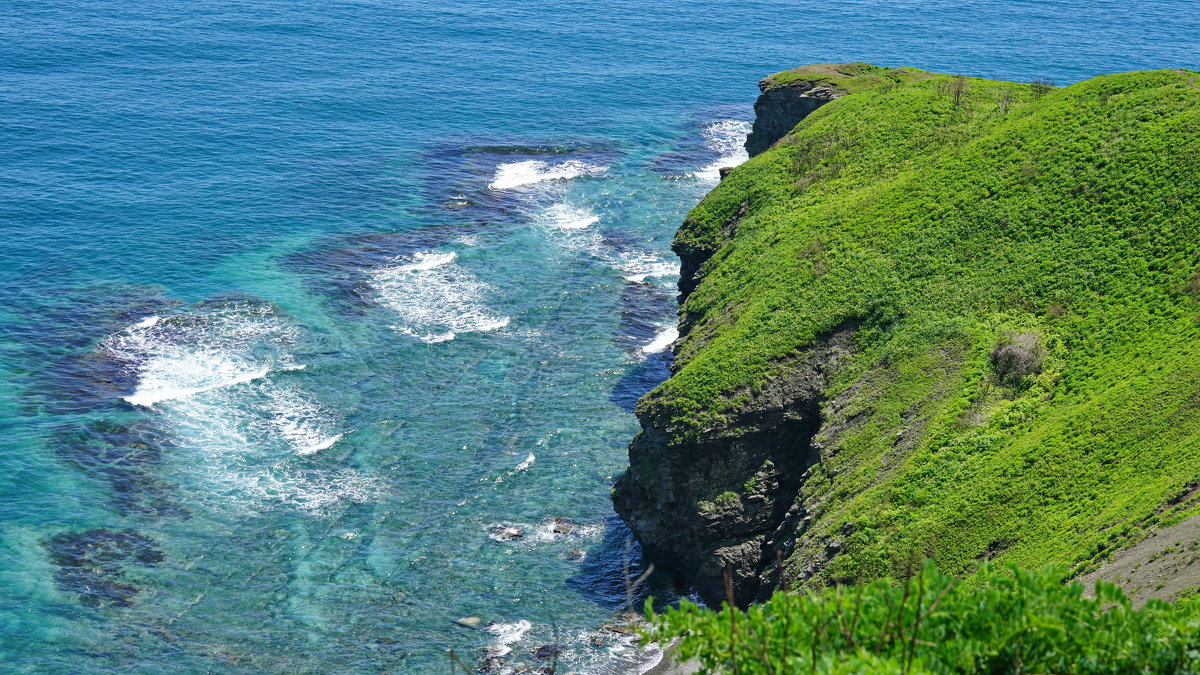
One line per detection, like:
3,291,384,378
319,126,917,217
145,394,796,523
537,203,600,230
622,259,679,284
102,300,370,515
485,620,533,658
104,303,302,408
489,159,608,190
474,616,664,674
641,325,679,354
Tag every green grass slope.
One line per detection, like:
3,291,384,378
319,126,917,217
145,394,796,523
647,67,1200,588
647,562,1200,674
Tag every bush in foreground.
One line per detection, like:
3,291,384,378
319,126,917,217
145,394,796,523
644,562,1200,674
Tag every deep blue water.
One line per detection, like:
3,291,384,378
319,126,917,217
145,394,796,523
1,1,1197,672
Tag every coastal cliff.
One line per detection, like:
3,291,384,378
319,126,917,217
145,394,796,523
615,64,1200,607
743,64,853,157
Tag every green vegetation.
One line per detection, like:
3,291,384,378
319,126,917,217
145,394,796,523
644,67,1200,586
699,490,743,516
645,562,1200,674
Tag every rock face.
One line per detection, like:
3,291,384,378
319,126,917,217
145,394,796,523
743,78,844,157
612,326,855,607
672,206,741,303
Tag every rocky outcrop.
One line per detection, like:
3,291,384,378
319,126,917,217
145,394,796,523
612,326,856,607
744,79,844,157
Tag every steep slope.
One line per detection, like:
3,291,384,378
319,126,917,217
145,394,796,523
614,65,1200,606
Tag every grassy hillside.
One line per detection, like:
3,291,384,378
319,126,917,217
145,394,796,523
644,66,1200,588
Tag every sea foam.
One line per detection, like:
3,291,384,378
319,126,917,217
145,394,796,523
485,620,533,658
695,119,752,182
641,325,679,354
373,249,510,343
539,203,600,230
623,260,679,284
489,159,607,190
266,385,346,456
155,388,374,516
106,305,300,408
103,302,366,516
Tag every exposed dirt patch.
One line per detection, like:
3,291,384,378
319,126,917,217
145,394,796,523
788,63,859,77
1078,513,1200,606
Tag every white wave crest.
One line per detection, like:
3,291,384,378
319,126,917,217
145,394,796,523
266,386,346,456
373,250,510,343
485,620,533,658
395,250,457,272
538,203,599,230
125,363,272,408
104,304,367,516
476,620,663,675
512,452,535,472
160,391,376,516
623,260,679,283
106,305,301,408
696,119,752,182
641,325,679,354
486,519,604,544
489,159,607,190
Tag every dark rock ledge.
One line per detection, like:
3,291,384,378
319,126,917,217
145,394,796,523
743,75,846,157
613,325,856,607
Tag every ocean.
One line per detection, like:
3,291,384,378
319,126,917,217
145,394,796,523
1,1,1196,672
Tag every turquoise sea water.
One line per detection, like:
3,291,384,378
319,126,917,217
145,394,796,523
1,1,1197,672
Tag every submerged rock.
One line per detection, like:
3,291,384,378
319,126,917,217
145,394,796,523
489,525,523,541
454,616,482,629
44,528,164,608
531,643,562,660
53,419,180,517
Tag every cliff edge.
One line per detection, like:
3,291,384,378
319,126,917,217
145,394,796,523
743,63,921,157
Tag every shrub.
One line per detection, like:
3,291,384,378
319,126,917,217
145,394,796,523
644,562,1200,674
1031,77,1057,99
990,332,1044,384
993,86,1016,114
949,76,970,108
